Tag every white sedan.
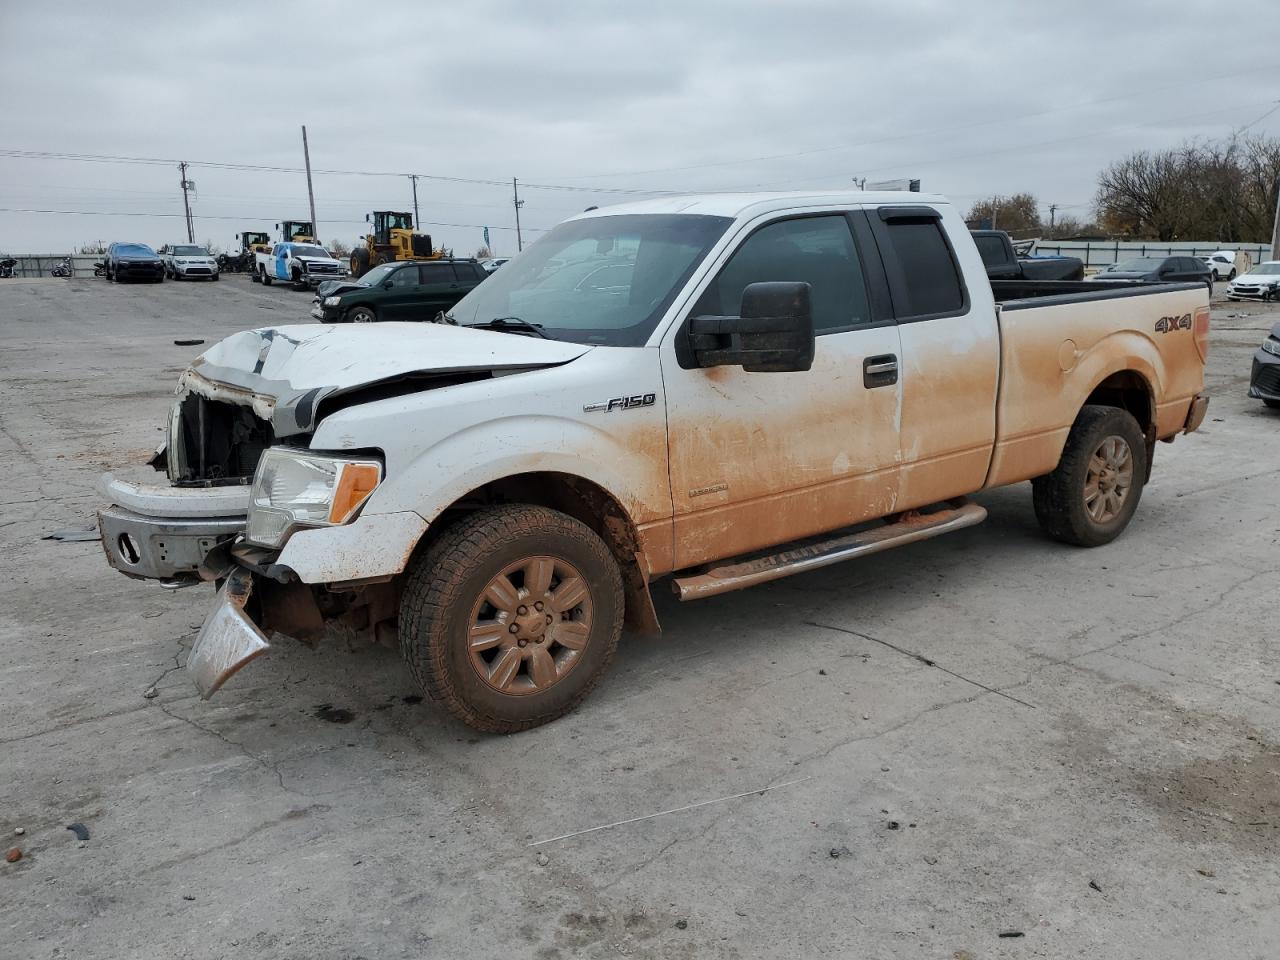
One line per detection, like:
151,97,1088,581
1225,261,1280,300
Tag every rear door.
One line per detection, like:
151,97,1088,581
418,262,459,316
868,206,1000,509
660,210,905,569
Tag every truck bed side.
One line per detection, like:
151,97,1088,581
985,282,1208,488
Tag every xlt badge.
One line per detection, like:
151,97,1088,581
584,393,656,413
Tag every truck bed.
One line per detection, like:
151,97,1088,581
985,279,1208,489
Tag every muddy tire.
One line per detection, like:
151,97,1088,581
400,505,624,733
1032,404,1147,547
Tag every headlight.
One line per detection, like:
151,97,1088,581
323,295,342,307
245,448,382,548
1262,338,1280,357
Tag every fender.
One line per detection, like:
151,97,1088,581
360,413,672,570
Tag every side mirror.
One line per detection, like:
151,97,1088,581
382,279,394,289
365,214,371,223
687,281,815,372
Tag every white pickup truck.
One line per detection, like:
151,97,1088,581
253,241,345,290
99,191,1210,733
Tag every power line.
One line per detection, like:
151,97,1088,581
0,206,549,233
0,148,674,196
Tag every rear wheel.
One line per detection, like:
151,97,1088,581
400,505,624,733
1032,405,1147,547
1228,268,1237,280
350,247,370,278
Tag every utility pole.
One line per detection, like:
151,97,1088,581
512,177,524,252
301,125,319,243
178,161,194,243
1049,203,1058,231
409,174,420,229
1271,176,1280,262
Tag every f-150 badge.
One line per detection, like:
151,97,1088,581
584,393,656,413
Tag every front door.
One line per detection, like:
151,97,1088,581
380,263,424,320
660,212,904,570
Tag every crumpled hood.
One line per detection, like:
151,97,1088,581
180,322,593,436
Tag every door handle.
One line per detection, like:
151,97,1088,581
863,354,898,387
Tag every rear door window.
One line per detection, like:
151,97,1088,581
420,263,455,284
876,214,966,319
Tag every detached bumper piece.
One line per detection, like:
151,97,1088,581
188,569,270,698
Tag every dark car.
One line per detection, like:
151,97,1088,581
1095,256,1213,290
105,242,165,283
310,259,486,323
970,229,1084,281
1248,321,1280,410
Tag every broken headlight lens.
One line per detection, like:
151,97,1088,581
245,448,382,548
323,295,342,307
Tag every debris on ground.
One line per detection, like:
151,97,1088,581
535,852,550,867
1197,868,1216,878
13,827,24,836
887,821,901,830
1089,880,1102,892
42,527,100,542
66,823,90,841
998,930,1025,938
674,919,688,930
173,338,205,346
182,895,195,901
818,669,827,675
6,847,21,863
829,846,851,859
143,685,158,699
924,855,938,865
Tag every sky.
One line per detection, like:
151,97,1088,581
2,0,1278,256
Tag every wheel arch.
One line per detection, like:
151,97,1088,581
411,471,662,636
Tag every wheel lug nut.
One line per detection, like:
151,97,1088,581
509,623,519,634
546,614,553,624
535,637,543,644
517,638,527,647
518,605,528,615
534,601,544,611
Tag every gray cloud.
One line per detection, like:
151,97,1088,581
2,0,1277,255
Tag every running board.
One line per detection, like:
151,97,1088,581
671,500,987,601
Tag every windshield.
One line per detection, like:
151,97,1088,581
1110,258,1163,272
447,213,732,346
1247,263,1280,276
116,244,155,256
173,245,207,256
352,263,397,286
290,245,328,258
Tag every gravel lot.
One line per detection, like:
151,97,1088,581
2,274,1278,959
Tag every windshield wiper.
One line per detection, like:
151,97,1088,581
464,316,551,339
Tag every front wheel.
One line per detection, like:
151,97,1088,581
1032,405,1147,547
400,505,624,733
260,267,273,286
1228,269,1237,280
346,306,377,323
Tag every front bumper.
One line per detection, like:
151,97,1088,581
1249,350,1280,401
310,302,339,321
117,262,165,279
175,264,218,277
96,473,250,581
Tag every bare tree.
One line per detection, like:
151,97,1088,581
329,239,350,257
1095,135,1280,241
475,245,494,259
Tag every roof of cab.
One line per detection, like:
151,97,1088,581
568,191,951,223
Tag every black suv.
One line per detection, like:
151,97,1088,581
105,242,165,283
311,259,487,323
1096,256,1213,291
